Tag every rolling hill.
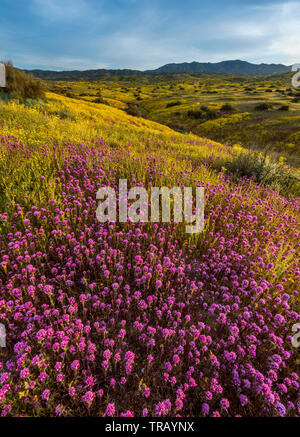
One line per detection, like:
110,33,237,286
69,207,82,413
25,60,291,81
154,60,291,75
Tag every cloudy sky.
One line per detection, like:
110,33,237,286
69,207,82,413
0,0,299,70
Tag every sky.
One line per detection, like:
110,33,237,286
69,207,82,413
0,0,299,70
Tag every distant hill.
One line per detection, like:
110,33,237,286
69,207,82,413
153,60,291,75
25,60,291,81
25,68,144,81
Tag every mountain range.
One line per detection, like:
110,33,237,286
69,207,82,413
154,60,290,75
26,60,291,80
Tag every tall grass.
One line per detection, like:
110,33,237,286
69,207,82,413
213,148,300,196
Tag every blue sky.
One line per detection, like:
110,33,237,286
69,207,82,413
0,0,299,70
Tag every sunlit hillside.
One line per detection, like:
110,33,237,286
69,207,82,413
47,74,300,167
0,92,235,209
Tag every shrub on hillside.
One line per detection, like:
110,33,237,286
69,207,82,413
1,61,45,100
51,109,76,121
220,103,234,112
187,106,218,121
254,102,272,111
94,90,105,104
125,102,148,118
214,150,300,196
187,109,203,119
166,101,181,108
94,97,105,103
278,105,289,111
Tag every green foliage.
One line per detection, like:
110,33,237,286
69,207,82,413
2,62,45,100
214,150,300,196
187,106,218,120
220,103,234,112
278,105,289,111
187,109,203,119
125,102,148,118
166,101,181,108
50,109,77,121
94,89,105,103
254,102,272,111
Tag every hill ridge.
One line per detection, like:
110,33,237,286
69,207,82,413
24,60,291,80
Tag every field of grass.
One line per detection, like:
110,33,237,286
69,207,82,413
47,73,300,167
0,87,299,417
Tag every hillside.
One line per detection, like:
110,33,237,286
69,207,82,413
0,92,299,417
46,73,300,170
154,60,291,75
25,68,144,81
25,60,291,81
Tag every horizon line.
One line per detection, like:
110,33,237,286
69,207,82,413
11,59,293,73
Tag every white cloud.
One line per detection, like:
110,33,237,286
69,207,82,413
14,53,109,70
3,0,300,69
223,23,267,39
30,0,92,21
226,1,300,64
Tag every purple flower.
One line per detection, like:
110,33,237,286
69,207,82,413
104,403,115,417
275,402,286,417
82,391,95,406
20,369,30,379
42,389,50,401
202,403,210,415
71,360,80,371
220,398,230,410
240,395,248,407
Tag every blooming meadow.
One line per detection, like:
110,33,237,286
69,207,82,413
0,93,299,417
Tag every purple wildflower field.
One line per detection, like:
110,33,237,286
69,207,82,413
0,115,299,418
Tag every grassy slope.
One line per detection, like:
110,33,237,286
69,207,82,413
47,74,300,166
0,92,230,213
